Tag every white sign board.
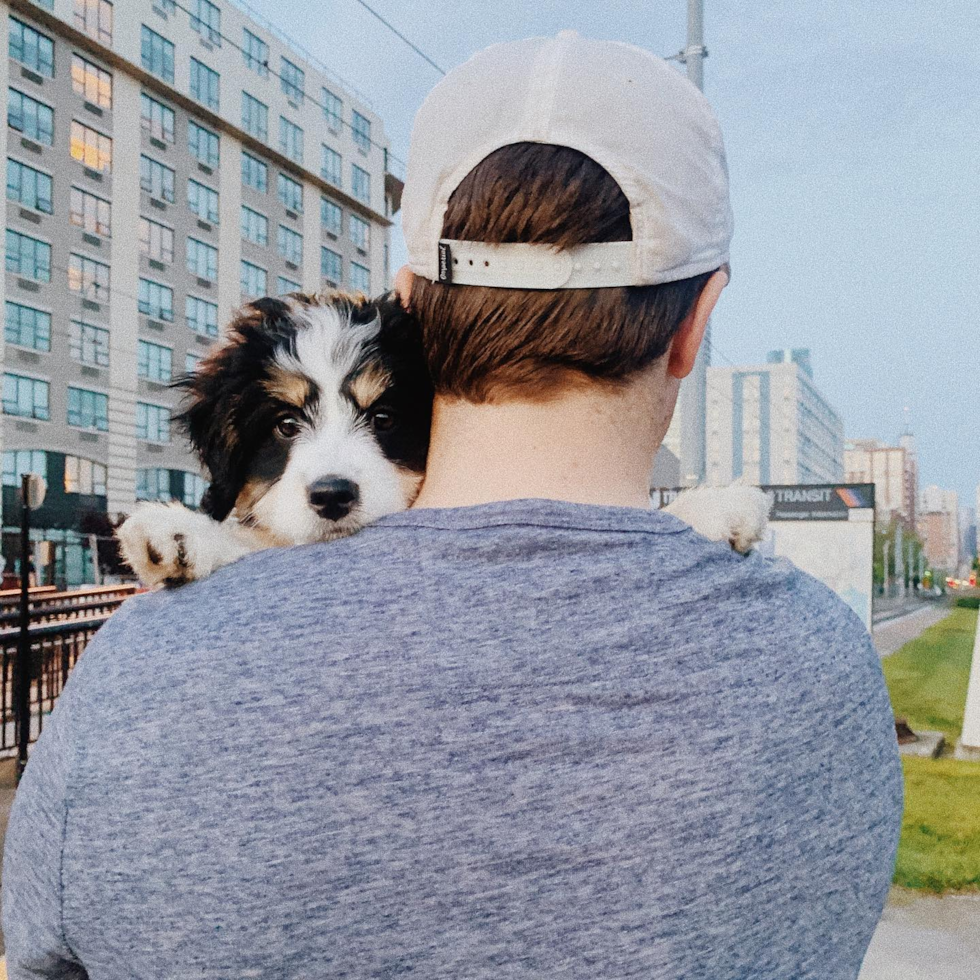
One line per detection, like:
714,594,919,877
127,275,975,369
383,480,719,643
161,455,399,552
654,483,876,631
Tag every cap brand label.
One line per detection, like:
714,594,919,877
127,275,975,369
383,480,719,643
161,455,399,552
438,242,453,283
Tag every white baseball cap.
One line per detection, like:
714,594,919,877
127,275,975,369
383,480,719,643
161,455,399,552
402,30,733,290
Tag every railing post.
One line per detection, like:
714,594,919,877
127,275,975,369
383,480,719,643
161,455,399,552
15,474,33,782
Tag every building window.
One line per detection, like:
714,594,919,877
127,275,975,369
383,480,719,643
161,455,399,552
321,247,341,286
280,57,304,103
277,225,302,266
75,0,113,45
9,17,55,78
7,158,53,213
352,112,371,153
136,468,171,502
3,450,48,487
322,88,342,130
279,117,303,164
276,275,301,296
241,92,267,141
3,373,49,420
243,29,268,76
6,229,51,282
185,295,218,336
186,237,218,281
184,473,208,507
350,262,370,294
8,89,54,146
241,151,268,192
351,164,371,205
349,214,370,251
190,58,219,112
69,186,111,236
64,455,107,495
240,205,268,245
240,260,267,298
140,93,174,143
137,402,170,442
188,120,219,168
68,253,110,301
185,351,203,373
187,178,219,223
141,25,174,83
72,55,112,109
5,301,51,352
320,197,342,236
277,173,303,213
138,339,172,382
70,120,112,171
191,0,221,45
138,278,174,321
321,145,341,187
67,386,108,431
69,320,109,367
140,154,175,202
139,216,173,263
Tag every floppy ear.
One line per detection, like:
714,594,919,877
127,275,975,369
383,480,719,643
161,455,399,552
174,298,298,521
173,345,246,521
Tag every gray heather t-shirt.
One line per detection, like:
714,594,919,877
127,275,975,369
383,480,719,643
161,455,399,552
3,499,902,979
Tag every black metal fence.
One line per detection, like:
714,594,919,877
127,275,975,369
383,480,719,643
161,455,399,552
0,586,139,764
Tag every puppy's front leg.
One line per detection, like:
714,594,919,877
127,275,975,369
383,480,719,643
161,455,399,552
663,484,772,554
117,502,270,588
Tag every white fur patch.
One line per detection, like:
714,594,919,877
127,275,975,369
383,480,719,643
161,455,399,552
247,303,411,545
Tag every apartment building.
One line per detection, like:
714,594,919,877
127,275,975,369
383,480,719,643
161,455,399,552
844,431,918,530
1,0,401,582
918,484,960,574
705,348,844,486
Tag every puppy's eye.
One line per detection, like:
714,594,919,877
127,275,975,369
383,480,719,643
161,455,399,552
370,408,397,432
275,416,301,439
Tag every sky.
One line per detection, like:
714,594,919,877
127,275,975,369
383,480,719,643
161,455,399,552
248,0,979,510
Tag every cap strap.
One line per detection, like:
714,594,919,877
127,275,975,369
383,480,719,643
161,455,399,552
437,240,641,289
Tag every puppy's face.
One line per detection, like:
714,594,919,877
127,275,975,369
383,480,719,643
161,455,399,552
178,292,432,545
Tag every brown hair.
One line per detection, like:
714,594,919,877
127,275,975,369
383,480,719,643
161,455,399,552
409,143,716,403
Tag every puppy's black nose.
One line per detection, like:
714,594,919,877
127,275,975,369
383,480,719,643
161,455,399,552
308,477,360,521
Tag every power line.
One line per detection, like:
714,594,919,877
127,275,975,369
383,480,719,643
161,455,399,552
162,0,410,171
349,0,447,76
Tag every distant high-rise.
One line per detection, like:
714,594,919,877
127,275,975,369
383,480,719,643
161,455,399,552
844,431,918,530
918,485,960,573
704,348,844,486
1,0,402,580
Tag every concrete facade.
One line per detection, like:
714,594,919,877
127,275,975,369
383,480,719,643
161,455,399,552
917,484,960,573
2,0,399,579
705,348,844,486
844,433,918,530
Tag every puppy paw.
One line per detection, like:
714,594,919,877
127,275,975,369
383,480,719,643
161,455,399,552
664,485,772,554
117,503,248,588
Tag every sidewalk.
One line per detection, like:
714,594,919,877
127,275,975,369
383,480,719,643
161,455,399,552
873,603,952,657
859,889,980,979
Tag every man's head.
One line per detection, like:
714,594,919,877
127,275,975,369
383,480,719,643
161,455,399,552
398,31,733,407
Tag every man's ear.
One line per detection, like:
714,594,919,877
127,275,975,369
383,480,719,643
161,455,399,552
394,265,416,312
667,267,729,380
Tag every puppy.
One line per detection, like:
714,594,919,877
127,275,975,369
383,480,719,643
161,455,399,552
118,291,432,587
118,291,769,588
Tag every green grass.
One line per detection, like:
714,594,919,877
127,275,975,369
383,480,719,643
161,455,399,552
894,757,980,892
883,606,977,742
881,606,980,892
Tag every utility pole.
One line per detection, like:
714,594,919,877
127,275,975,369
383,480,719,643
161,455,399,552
883,539,891,597
685,0,706,90
895,523,905,596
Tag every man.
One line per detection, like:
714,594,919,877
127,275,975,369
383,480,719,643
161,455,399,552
3,33,901,979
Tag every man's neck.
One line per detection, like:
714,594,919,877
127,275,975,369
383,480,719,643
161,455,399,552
411,368,676,511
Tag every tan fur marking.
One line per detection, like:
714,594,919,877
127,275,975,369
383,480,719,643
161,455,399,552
262,365,313,408
349,362,392,410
